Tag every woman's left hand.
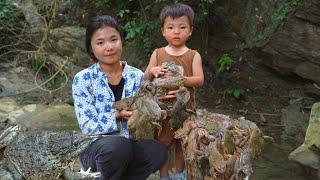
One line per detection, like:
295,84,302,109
116,109,133,120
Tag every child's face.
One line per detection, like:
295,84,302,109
91,26,122,65
162,15,192,48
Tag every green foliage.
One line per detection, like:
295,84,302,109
202,0,215,3
0,3,23,28
194,10,208,24
117,9,130,18
22,94,34,102
227,87,245,99
27,57,44,71
0,3,24,57
43,75,55,88
254,0,300,46
95,0,110,9
290,0,300,6
314,26,320,37
38,4,51,14
214,54,234,75
85,0,215,54
27,57,60,88
273,0,301,28
194,0,214,24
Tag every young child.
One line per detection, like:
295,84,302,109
144,3,204,180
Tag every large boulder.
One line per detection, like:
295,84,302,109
16,104,80,131
260,16,320,81
214,0,320,84
281,101,310,147
0,97,20,123
47,26,89,67
6,0,45,33
0,97,79,131
289,102,320,170
257,0,320,84
0,63,35,97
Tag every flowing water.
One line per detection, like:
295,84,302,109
251,127,310,180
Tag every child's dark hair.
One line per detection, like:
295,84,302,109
160,3,194,28
85,15,123,62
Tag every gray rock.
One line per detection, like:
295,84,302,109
6,0,45,33
0,64,35,98
281,101,310,146
0,96,79,131
47,26,88,67
16,104,80,131
305,102,320,147
289,144,319,169
289,102,320,170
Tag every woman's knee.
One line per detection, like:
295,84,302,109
95,136,133,163
110,136,133,160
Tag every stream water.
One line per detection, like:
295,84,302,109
251,127,310,180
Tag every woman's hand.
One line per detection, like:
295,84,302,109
115,109,133,121
149,65,168,78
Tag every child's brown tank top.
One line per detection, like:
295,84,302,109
155,47,197,110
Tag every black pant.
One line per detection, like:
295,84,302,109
79,136,167,180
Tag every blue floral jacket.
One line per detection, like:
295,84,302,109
72,62,143,138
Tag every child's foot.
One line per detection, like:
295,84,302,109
160,176,172,180
172,171,187,180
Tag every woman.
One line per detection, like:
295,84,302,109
72,15,167,180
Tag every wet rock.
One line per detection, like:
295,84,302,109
0,97,20,123
0,169,14,180
0,97,20,114
0,64,34,98
304,102,320,147
295,0,320,25
258,0,320,84
289,144,319,169
281,101,310,146
225,0,320,84
0,97,79,131
7,104,47,125
47,26,88,67
304,83,320,98
289,102,320,170
16,104,80,131
6,0,45,33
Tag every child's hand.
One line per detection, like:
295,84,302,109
149,65,168,78
116,109,133,120
196,128,207,140
167,87,187,95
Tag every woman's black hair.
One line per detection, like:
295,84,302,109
85,15,123,62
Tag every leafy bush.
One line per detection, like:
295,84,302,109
214,54,234,75
74,0,215,54
227,87,245,99
0,3,24,56
27,57,44,71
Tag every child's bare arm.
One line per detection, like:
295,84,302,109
144,50,168,79
184,52,204,87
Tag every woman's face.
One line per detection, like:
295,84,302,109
91,26,122,65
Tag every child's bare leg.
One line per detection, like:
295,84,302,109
175,142,185,173
159,158,170,177
156,119,174,178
